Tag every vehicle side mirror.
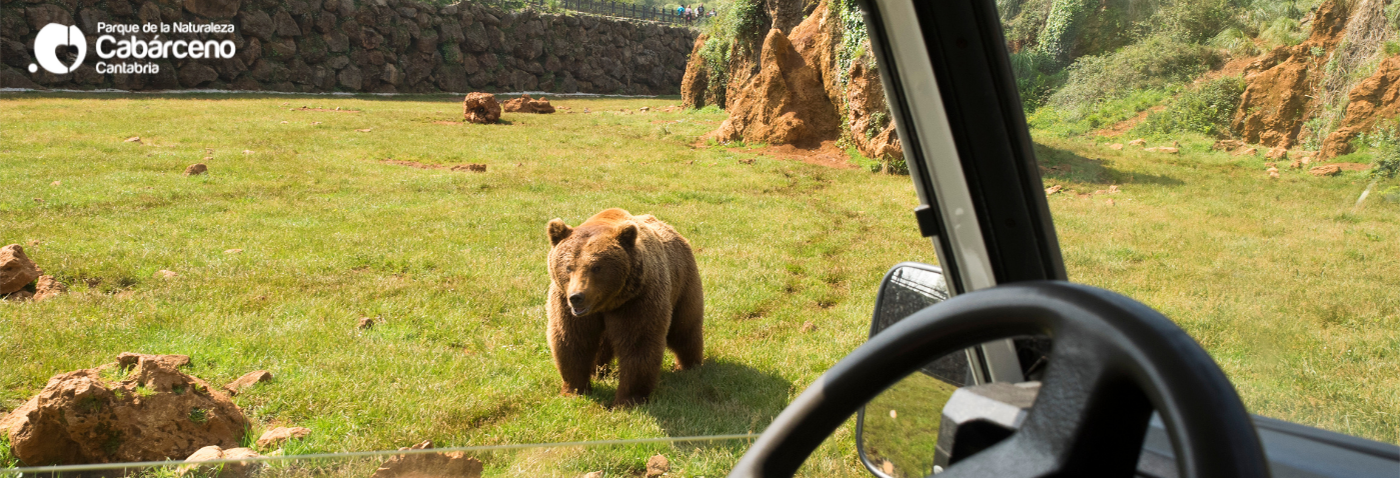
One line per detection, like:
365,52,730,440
856,262,969,477
855,263,1053,477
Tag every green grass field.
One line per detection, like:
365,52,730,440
1,92,1396,476
0,93,929,476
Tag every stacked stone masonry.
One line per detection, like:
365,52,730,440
0,0,699,94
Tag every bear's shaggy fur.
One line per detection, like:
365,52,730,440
545,208,704,406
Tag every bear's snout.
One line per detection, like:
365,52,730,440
567,292,589,315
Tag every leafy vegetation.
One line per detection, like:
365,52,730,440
1356,121,1400,179
1135,76,1246,138
834,0,872,87
1048,35,1219,117
0,433,18,468
1010,49,1067,109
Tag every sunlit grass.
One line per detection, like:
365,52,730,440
1036,133,1400,444
0,92,929,476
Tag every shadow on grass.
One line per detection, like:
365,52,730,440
646,358,792,438
1034,142,1183,186
583,358,791,437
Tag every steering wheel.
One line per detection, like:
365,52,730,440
729,281,1270,478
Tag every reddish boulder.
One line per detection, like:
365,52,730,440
646,454,670,477
180,446,264,478
256,426,310,448
463,92,502,124
1309,163,1370,176
0,244,41,294
0,353,248,466
33,275,65,301
500,94,556,114
371,440,484,478
222,370,273,395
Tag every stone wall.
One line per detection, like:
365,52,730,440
0,0,699,94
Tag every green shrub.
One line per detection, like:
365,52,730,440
1002,0,1053,49
1384,40,1400,56
1259,17,1306,48
1038,0,1092,63
1049,35,1219,117
1210,27,1261,56
1356,122,1400,179
1030,88,1173,137
1,433,17,468
834,0,872,86
1135,76,1246,138
1010,49,1068,109
1149,0,1239,43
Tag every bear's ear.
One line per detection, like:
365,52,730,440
615,223,639,250
547,219,573,247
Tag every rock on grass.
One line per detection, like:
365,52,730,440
222,370,273,396
0,244,41,295
462,92,501,124
646,454,669,477
0,353,248,465
180,446,263,478
256,426,311,449
371,440,483,478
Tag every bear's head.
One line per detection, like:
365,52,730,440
547,218,639,316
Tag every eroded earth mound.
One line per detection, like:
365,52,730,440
1233,0,1351,148
462,92,502,124
681,34,711,109
501,94,556,114
1321,55,1400,158
706,28,841,147
0,353,248,466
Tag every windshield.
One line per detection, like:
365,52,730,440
2,0,1396,475
0,0,933,469
1010,0,1398,446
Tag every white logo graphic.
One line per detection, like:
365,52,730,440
30,23,87,74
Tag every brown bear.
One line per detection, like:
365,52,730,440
546,208,704,406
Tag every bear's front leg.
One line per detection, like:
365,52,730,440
605,306,669,407
548,285,605,396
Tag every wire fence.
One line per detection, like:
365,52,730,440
477,0,715,25
1,434,760,476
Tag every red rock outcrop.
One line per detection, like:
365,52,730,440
500,94,556,114
462,93,502,124
707,28,841,147
1320,55,1400,158
0,353,248,466
0,244,40,294
1233,0,1352,148
846,59,903,162
681,34,711,109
